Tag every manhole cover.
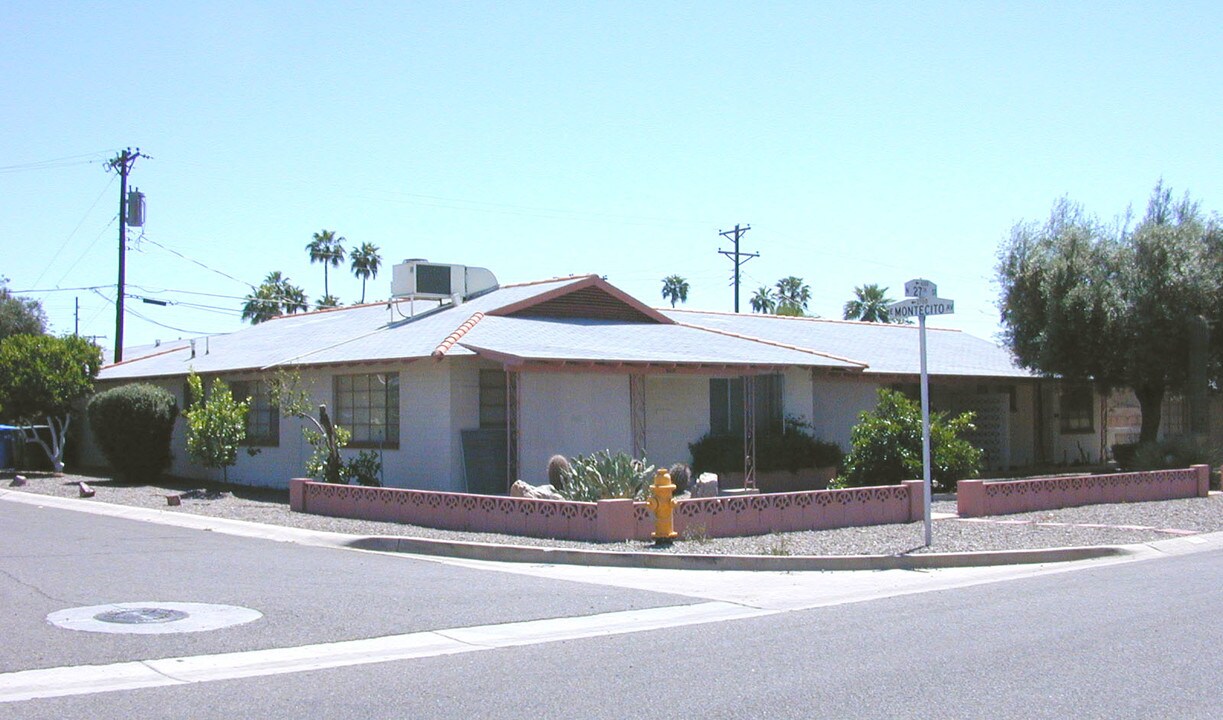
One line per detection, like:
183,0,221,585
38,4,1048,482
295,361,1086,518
48,602,262,634
94,607,190,624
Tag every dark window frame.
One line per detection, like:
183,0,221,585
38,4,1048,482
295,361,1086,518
333,372,400,449
229,379,280,447
1059,383,1094,434
709,374,784,436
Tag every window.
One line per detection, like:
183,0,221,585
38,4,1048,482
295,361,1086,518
479,369,507,428
334,372,400,448
709,374,783,436
1059,384,1094,433
229,379,279,446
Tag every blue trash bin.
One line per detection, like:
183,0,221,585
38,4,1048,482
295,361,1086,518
0,425,18,469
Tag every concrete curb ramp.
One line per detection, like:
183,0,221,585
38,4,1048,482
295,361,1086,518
347,535,1132,571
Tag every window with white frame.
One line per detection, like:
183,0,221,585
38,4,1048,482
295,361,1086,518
334,372,400,448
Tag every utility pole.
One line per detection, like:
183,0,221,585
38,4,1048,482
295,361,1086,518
74,296,79,336
106,148,145,362
717,224,757,313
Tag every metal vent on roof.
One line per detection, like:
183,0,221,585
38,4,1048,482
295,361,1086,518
391,261,498,302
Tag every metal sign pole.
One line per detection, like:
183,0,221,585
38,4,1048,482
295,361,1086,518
919,312,932,547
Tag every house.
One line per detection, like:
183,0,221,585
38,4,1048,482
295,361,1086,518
81,262,1106,490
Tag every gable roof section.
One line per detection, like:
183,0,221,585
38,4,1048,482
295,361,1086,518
664,309,1033,379
488,275,672,324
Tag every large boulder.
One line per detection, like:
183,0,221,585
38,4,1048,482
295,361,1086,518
691,473,719,498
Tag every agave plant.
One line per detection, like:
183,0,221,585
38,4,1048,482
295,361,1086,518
556,450,654,502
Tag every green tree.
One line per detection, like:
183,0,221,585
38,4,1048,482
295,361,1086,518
749,286,776,314
267,369,355,484
350,242,382,303
774,276,811,316
997,181,1223,442
306,229,346,299
183,372,249,483
242,271,309,324
660,275,690,308
314,294,341,310
0,278,47,341
843,389,983,491
0,334,101,472
843,283,897,323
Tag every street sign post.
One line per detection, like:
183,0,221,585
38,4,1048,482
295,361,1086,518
887,279,955,547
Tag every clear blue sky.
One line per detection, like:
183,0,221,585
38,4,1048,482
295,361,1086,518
3,1,1220,352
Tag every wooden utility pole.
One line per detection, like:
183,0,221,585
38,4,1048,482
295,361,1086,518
718,224,756,313
107,148,145,362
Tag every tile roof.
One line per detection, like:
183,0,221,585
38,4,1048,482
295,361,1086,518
96,274,1028,381
662,309,1032,378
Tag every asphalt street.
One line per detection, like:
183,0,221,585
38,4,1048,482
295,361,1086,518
2,497,1221,719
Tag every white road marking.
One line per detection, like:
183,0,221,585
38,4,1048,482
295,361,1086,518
0,602,771,703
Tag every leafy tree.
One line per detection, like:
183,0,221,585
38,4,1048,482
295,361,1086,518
0,278,47,341
306,229,346,299
87,383,178,482
660,275,690,308
749,286,776,314
0,334,101,472
183,372,248,483
267,369,363,484
774,276,811,316
843,389,982,491
350,242,382,303
242,271,309,324
843,283,897,323
997,181,1223,442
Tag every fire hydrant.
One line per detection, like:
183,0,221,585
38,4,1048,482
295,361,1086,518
647,468,678,544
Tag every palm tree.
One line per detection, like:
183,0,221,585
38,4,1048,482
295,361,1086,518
242,271,309,324
350,242,382,303
315,294,341,310
660,275,690,308
774,276,811,316
749,286,776,314
843,283,895,322
306,229,346,299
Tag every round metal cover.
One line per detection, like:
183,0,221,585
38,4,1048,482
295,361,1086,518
94,607,190,624
48,602,262,634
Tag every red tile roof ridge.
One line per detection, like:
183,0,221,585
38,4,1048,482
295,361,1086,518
102,343,190,369
671,320,868,368
432,312,486,359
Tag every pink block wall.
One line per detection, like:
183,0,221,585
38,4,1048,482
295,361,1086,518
956,465,1210,518
289,479,925,542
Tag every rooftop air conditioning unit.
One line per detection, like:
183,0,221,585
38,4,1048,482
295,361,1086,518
390,260,499,301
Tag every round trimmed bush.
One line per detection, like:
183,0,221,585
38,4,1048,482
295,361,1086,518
87,383,178,482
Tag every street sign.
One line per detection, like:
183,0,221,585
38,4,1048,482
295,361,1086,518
892,278,957,548
887,296,955,321
904,278,937,299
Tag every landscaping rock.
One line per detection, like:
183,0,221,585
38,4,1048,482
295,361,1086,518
78,482,95,498
691,473,719,498
166,495,182,506
9,475,27,487
509,480,565,500
178,489,229,501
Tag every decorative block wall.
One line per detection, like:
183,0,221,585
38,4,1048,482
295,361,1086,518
289,479,926,543
956,465,1210,518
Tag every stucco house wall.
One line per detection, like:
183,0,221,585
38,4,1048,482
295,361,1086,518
517,371,632,484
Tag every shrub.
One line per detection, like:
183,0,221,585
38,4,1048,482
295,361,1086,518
689,416,843,475
555,450,654,502
345,449,382,486
87,383,178,482
1130,437,1217,471
843,389,982,492
183,373,248,484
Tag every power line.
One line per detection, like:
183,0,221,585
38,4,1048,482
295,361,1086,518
717,224,757,313
139,235,256,289
30,175,117,289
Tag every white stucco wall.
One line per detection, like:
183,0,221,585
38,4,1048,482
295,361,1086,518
643,375,708,468
517,372,631,484
810,376,883,450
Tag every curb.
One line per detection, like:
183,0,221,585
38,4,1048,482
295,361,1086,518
346,535,1133,571
0,488,1168,572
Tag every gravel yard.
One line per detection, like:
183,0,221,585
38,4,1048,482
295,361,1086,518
6,471,1223,557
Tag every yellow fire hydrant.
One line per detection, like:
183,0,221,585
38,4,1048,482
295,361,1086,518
647,468,678,544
